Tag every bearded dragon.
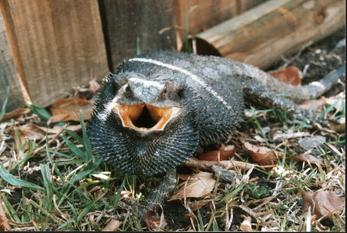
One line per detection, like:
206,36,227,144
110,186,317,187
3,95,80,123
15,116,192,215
87,51,344,217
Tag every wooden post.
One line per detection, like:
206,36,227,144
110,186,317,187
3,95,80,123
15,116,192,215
0,1,28,111
0,0,108,108
99,0,176,71
192,0,345,69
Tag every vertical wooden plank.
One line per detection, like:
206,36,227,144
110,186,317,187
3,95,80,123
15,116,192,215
173,0,267,46
99,0,176,71
4,0,108,107
0,10,24,111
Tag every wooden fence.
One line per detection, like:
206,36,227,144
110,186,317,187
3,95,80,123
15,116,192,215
1,0,266,111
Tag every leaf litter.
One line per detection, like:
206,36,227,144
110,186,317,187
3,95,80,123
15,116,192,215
0,30,345,231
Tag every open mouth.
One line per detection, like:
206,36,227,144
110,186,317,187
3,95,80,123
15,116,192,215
115,104,179,132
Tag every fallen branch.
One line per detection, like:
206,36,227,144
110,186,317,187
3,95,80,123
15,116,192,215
191,0,345,69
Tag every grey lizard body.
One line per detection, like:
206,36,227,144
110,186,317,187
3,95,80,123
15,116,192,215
87,51,344,218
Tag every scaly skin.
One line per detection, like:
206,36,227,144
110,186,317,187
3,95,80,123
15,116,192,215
87,51,344,220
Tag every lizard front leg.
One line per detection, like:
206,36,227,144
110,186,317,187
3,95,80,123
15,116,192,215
117,169,177,227
142,169,177,215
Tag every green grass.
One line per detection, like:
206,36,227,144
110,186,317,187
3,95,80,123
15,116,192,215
0,100,345,231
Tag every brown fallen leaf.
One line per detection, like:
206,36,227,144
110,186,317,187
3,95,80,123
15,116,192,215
299,97,328,111
49,96,94,123
102,219,121,231
198,145,236,161
0,107,30,122
269,66,302,86
243,142,277,166
0,198,11,231
328,120,345,133
89,79,101,93
15,123,47,141
302,190,345,219
240,215,253,232
169,171,216,200
14,123,81,141
300,92,345,112
296,152,323,167
145,206,167,231
190,199,211,211
12,123,81,154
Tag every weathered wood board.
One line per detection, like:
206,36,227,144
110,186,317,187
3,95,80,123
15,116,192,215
1,0,108,108
99,0,176,71
194,0,346,69
174,0,267,47
0,12,24,111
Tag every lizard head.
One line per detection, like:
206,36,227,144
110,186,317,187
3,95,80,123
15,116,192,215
87,72,199,176
114,74,182,133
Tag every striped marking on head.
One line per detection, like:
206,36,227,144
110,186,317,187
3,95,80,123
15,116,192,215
128,57,232,110
96,85,127,121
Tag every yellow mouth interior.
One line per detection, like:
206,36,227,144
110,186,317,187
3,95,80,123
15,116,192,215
115,104,176,131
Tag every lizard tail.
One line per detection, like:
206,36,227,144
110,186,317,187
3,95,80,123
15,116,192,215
241,63,345,103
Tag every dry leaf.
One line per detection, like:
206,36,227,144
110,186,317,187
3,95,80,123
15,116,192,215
298,136,326,151
300,92,345,112
145,207,167,231
269,66,302,86
12,123,81,154
300,97,328,111
15,123,47,141
1,108,30,122
328,120,345,133
14,123,81,141
49,97,94,123
13,123,47,152
296,152,323,167
302,190,345,219
102,219,121,231
326,92,345,112
190,199,211,211
0,198,11,231
240,216,253,232
89,79,101,93
243,142,277,166
198,145,235,161
169,172,216,200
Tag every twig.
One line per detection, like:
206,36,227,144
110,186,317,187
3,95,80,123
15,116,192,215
183,158,271,171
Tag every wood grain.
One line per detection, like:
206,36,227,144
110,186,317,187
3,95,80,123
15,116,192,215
3,0,108,107
194,0,346,69
174,0,266,48
99,0,176,71
0,10,24,111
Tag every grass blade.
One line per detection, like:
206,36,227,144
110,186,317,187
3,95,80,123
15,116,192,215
80,115,92,161
0,165,44,191
28,104,51,121
62,135,84,159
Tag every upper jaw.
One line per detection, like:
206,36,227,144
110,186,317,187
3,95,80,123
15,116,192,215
114,103,181,133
